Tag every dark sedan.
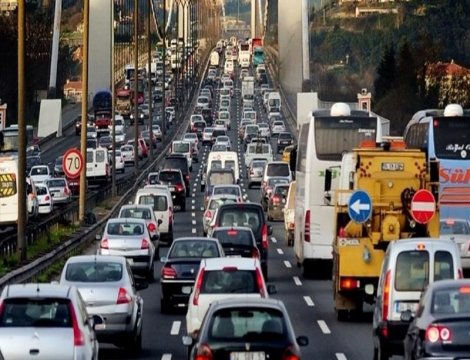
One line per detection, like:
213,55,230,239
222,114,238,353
183,298,308,359
403,279,470,360
159,237,224,313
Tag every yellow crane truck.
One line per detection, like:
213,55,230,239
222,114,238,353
325,139,440,320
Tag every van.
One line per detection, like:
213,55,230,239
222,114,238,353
372,238,463,359
262,161,292,185
171,140,192,170
224,60,234,75
86,147,110,184
283,181,296,247
135,186,174,242
267,92,281,113
204,151,240,189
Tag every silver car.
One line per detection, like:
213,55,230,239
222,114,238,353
440,218,470,270
97,218,156,281
0,283,102,360
248,158,267,188
45,178,71,204
60,255,146,350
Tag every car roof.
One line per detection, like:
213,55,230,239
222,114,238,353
172,237,220,244
120,204,154,211
201,257,260,271
209,297,285,312
426,279,470,291
107,217,147,224
212,226,254,234
387,238,459,252
3,283,74,299
65,255,126,264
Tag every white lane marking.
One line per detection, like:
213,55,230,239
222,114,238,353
303,296,314,307
192,220,196,225
317,320,331,334
284,260,292,268
192,228,197,233
271,237,277,243
170,321,181,335
277,248,284,255
161,354,172,360
293,276,302,286
192,205,195,210
192,212,196,217
336,354,347,360
192,199,195,204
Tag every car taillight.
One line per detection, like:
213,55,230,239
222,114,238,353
282,346,301,360
141,238,150,249
251,247,260,258
382,270,391,322
100,238,109,249
69,302,85,346
262,224,269,249
148,222,157,232
45,195,50,201
117,287,132,305
195,344,213,360
205,210,213,219
193,268,205,305
426,325,452,343
175,183,184,192
272,195,281,204
64,187,69,194
161,266,177,279
256,268,266,298
185,174,190,182
304,210,311,242
340,278,360,290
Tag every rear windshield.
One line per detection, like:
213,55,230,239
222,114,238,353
163,158,188,173
159,171,181,183
173,142,190,153
0,298,71,327
267,164,290,177
213,186,240,197
278,133,292,140
209,172,235,185
209,198,237,210
107,222,145,235
432,288,470,315
36,186,48,196
169,240,219,258
138,194,168,211
440,220,470,235
274,186,289,197
120,207,152,220
65,261,123,282
47,179,66,188
201,270,258,294
209,308,285,340
213,229,253,247
219,209,261,233
147,174,159,184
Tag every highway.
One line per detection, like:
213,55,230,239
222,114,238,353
88,66,383,360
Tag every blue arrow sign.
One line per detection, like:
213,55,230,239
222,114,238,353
348,190,372,223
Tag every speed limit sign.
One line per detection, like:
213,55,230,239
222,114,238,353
62,148,84,179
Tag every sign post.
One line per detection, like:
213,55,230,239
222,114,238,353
62,148,84,179
410,189,436,224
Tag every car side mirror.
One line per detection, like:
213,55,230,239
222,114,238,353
91,314,105,331
152,234,159,242
157,219,163,226
135,280,149,291
95,234,102,241
297,335,309,347
365,284,375,296
242,194,248,201
400,309,414,323
267,284,277,295
182,335,193,346
160,256,167,262
268,225,273,236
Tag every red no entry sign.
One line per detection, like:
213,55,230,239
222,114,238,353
411,189,436,224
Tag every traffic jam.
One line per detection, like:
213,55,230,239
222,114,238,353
1,34,470,360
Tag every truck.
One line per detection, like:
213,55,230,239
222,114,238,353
326,139,440,320
209,51,220,67
241,76,255,99
92,90,112,135
115,87,131,118
251,38,263,51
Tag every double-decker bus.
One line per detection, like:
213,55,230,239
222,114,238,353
403,104,470,220
294,103,390,277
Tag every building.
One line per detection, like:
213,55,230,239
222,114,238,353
63,79,82,104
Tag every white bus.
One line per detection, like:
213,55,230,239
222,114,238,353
294,103,390,277
0,156,19,225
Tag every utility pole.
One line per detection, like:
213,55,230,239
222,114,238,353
111,0,116,197
147,0,153,161
79,0,90,222
133,0,139,176
162,0,166,137
17,0,26,261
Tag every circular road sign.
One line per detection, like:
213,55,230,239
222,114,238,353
62,148,84,179
411,189,436,224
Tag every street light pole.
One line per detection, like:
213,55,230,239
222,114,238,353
147,0,153,161
111,0,116,197
133,0,139,176
162,0,166,138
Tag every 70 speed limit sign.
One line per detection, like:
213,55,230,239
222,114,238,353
62,148,84,179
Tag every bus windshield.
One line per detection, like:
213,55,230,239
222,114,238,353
433,116,470,160
314,117,377,161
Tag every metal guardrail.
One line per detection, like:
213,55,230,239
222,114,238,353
0,48,212,289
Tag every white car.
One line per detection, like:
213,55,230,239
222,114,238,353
114,149,125,173
271,120,287,136
45,178,71,204
196,96,210,109
29,165,51,184
114,129,126,146
185,257,275,337
152,124,163,141
214,135,232,151
87,126,97,139
258,123,270,137
120,144,135,164
440,218,470,270
217,111,231,130
202,194,239,235
35,183,53,214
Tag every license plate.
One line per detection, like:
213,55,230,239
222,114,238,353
395,301,418,313
169,186,175,191
182,286,192,295
230,352,265,360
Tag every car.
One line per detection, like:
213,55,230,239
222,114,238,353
86,126,97,139
211,143,228,152
258,122,270,138
118,204,161,247
120,144,135,164
151,124,163,141
262,161,292,185
183,298,308,359
211,184,243,202
154,169,187,211
190,114,205,130
440,218,470,271
271,120,287,136
162,154,191,196
267,184,290,221
183,133,200,161
29,164,52,184
0,283,102,360
159,237,224,313
261,177,290,211
45,177,72,204
35,182,54,214
203,168,236,205
191,120,206,138
98,135,113,150
53,155,64,177
171,140,193,170
130,108,146,125
214,135,231,150
402,279,470,360
113,149,126,173
185,257,276,337
211,129,227,145
202,127,215,146
201,108,213,126
97,218,156,281
141,129,157,149
196,96,210,109
209,203,272,280
59,255,146,350
211,226,261,259
203,194,239,236
247,158,268,188
277,132,295,153
282,144,296,163
217,111,231,129
114,129,127,146
26,155,41,174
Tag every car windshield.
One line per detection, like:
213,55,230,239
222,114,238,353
213,186,240,197
169,240,219,258
209,198,237,210
46,179,66,188
213,229,253,247
107,222,145,236
120,207,153,220
173,142,190,153
201,270,258,294
279,133,292,140
220,209,261,233
138,194,168,211
159,171,180,183
121,146,133,152
267,164,290,177
31,167,48,175
0,298,72,328
432,288,470,315
65,261,123,282
252,160,267,168
440,220,470,235
209,308,285,340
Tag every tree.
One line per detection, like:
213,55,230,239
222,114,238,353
374,43,396,103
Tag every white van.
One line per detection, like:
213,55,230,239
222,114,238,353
171,140,192,170
267,92,281,113
86,147,110,184
244,143,273,169
224,60,234,75
372,238,462,359
135,186,174,242
205,151,240,183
